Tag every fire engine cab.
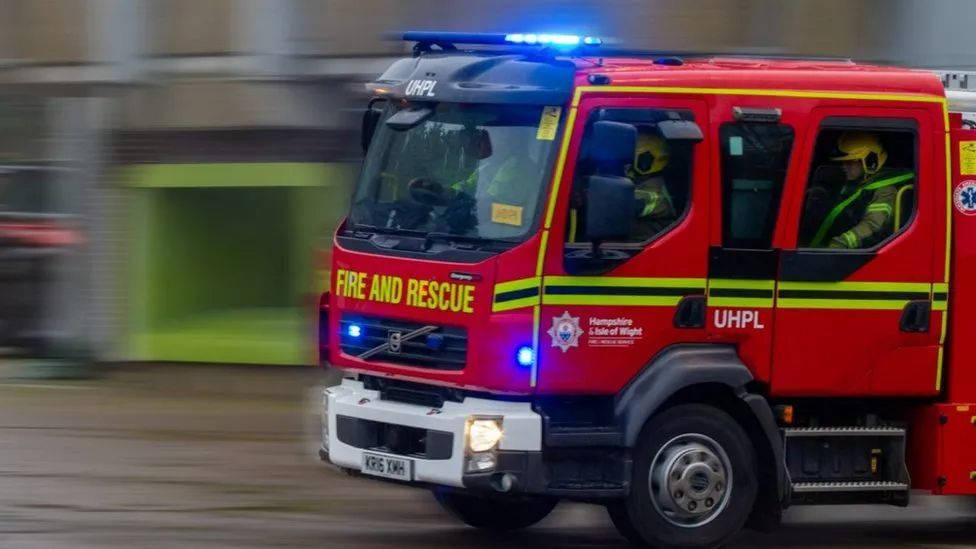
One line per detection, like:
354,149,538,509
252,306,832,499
319,32,976,548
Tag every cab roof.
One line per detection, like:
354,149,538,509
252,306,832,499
382,32,947,105
568,56,946,98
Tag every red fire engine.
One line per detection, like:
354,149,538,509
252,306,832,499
319,32,976,548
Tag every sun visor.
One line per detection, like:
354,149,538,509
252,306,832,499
366,54,575,105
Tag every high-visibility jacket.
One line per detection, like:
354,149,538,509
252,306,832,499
633,175,677,242
810,170,915,249
451,156,535,206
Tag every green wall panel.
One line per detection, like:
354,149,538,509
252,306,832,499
124,163,338,188
123,162,356,365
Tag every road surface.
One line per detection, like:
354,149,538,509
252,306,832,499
0,363,974,548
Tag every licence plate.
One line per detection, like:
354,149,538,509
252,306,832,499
361,452,413,481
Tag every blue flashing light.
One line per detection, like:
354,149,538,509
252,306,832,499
347,324,362,338
516,346,535,368
426,333,445,351
403,31,602,50
504,33,601,48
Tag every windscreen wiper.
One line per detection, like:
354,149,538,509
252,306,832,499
349,224,427,238
424,231,517,250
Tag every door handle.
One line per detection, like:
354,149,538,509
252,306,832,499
674,296,706,329
899,300,931,333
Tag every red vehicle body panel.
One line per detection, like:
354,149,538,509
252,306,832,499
768,104,946,397
893,118,976,496
910,404,976,495
535,95,711,394
330,235,540,394
325,55,976,495
946,121,976,403
329,57,950,395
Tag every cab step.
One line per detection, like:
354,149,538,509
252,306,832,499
792,481,909,494
784,426,905,438
784,424,910,506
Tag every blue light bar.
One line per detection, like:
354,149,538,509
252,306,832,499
503,34,602,47
403,31,601,49
347,324,362,338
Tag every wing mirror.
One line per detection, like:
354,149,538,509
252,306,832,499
582,175,635,242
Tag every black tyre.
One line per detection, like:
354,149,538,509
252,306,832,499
608,404,757,549
433,490,558,531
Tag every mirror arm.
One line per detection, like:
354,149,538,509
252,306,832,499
361,98,389,153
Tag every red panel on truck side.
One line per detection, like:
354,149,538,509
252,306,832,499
946,122,976,402
910,404,976,495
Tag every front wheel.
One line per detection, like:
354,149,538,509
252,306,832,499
433,490,558,531
609,404,757,549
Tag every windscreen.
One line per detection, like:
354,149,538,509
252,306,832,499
349,102,562,241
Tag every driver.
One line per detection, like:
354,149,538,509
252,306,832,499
450,130,536,207
415,129,535,233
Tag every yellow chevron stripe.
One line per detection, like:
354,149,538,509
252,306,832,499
778,281,932,293
777,298,910,311
543,294,683,307
494,277,541,294
544,276,706,288
707,296,775,308
492,296,540,313
709,279,776,290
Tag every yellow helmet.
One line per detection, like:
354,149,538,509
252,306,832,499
831,131,887,175
632,133,670,176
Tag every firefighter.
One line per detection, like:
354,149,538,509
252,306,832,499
451,129,534,205
451,129,496,198
440,129,536,232
629,132,677,241
565,130,676,243
808,131,914,249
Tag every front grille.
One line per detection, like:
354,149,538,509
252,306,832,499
336,415,454,460
363,375,466,408
339,314,467,370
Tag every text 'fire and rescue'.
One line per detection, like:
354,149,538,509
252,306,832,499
334,269,475,313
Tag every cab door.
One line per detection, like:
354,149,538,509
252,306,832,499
536,95,711,394
704,100,803,384
770,107,945,396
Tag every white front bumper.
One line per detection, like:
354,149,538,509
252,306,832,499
323,378,542,488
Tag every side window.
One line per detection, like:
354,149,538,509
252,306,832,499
565,109,696,246
798,124,917,249
719,123,794,248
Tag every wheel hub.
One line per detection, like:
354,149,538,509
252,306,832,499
649,434,732,528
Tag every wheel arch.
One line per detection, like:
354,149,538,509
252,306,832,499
613,344,787,524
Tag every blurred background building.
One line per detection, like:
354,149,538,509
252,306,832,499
0,0,974,367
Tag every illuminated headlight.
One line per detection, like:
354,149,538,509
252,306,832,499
467,417,504,453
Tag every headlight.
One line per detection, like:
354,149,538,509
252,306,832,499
467,417,503,453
